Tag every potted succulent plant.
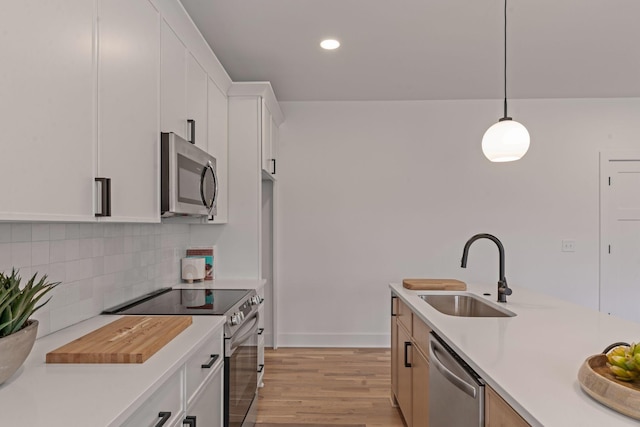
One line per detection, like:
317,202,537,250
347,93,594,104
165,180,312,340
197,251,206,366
0,269,59,385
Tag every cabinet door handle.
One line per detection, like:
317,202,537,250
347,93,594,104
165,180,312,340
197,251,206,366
183,415,197,426
404,341,412,368
257,328,264,336
271,158,276,174
258,364,264,373
201,354,219,369
187,119,195,144
391,296,398,316
155,412,171,427
94,177,111,217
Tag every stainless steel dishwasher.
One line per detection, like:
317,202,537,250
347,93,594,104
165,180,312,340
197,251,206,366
428,333,485,426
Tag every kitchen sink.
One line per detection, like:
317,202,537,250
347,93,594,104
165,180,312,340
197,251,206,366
419,293,516,317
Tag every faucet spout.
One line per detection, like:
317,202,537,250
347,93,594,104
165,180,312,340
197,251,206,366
460,233,512,303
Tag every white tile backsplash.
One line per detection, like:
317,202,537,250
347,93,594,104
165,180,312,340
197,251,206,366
0,224,11,243
11,242,32,267
31,241,50,265
0,222,190,338
49,224,66,241
11,224,31,242
31,224,50,241
65,239,80,261
0,243,10,270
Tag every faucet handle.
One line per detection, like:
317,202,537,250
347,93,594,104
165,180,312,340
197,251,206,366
497,279,512,302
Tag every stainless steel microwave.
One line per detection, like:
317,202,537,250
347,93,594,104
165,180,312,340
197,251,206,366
161,132,218,218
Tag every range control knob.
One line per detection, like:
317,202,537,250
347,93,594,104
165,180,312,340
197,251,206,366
229,313,240,325
249,296,260,306
239,311,245,321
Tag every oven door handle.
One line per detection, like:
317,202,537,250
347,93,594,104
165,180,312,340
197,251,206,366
230,312,259,352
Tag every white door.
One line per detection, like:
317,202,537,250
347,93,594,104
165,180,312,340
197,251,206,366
0,0,95,221
97,0,160,222
186,53,208,152
160,20,187,139
600,152,640,323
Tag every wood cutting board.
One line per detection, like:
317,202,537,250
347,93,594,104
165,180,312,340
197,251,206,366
402,278,467,291
46,316,192,364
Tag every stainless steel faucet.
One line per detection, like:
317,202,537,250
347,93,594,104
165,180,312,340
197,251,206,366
460,233,513,303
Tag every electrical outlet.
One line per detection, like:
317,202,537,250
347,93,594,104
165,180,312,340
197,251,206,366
561,240,576,252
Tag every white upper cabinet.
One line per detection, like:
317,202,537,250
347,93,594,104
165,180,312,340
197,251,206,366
161,21,209,153
261,99,273,175
260,98,280,178
186,53,209,153
97,0,160,222
270,113,279,176
0,0,96,221
207,78,229,223
0,0,231,223
160,20,188,140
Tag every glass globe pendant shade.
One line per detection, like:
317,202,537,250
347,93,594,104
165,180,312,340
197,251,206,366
481,119,530,162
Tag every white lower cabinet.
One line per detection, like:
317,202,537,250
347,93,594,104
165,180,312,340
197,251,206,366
122,323,224,427
184,362,224,426
121,369,183,427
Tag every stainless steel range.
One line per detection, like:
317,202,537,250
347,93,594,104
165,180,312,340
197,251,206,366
103,287,263,427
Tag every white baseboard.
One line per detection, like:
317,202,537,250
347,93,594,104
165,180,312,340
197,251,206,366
274,333,391,348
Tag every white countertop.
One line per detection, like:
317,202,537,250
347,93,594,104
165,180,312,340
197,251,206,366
390,282,640,427
0,315,226,426
173,278,266,290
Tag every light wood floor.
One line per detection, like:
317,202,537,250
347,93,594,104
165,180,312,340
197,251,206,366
256,348,405,427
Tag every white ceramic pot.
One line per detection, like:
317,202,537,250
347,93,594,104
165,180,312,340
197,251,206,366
0,320,38,385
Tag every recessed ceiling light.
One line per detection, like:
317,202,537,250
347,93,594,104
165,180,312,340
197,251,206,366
320,39,340,50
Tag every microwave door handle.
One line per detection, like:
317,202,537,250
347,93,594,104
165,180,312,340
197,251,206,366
211,162,218,211
200,161,218,214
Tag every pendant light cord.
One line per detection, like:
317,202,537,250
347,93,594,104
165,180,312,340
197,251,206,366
503,0,508,120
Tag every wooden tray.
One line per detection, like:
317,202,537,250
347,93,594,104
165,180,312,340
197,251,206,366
402,278,467,291
46,316,192,364
578,354,640,420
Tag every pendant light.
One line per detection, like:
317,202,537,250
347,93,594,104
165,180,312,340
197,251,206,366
482,0,530,162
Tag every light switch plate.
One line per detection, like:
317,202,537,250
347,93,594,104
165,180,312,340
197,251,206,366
561,240,576,252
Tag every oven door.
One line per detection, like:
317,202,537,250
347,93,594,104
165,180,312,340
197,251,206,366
225,312,259,427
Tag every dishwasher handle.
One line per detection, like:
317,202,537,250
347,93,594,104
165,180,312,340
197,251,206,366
429,338,477,398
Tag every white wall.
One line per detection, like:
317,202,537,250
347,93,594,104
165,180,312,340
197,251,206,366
276,98,640,347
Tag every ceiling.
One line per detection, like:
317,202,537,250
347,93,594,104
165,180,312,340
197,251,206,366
180,0,640,102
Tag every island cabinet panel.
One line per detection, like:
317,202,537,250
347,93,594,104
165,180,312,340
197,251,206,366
392,304,432,427
411,344,429,427
485,385,531,427
412,315,431,356
395,320,413,426
391,298,399,399
397,298,413,333
411,315,431,427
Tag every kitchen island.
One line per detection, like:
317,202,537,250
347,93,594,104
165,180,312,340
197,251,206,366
0,315,226,426
390,282,640,426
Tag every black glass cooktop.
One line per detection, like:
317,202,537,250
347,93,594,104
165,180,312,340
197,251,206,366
103,288,251,316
